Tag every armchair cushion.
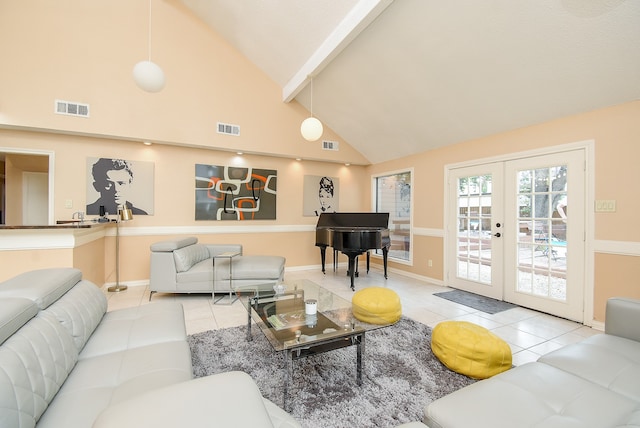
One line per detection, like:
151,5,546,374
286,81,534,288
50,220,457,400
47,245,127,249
150,237,197,252
174,244,210,273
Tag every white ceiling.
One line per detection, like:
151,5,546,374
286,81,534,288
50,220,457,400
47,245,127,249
180,0,640,164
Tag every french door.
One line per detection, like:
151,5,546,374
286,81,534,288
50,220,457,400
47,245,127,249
447,149,586,321
447,163,504,300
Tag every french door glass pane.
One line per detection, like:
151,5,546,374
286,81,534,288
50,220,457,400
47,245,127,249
457,174,492,284
516,165,567,301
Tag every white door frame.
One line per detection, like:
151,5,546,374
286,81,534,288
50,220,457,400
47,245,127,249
444,140,595,325
1,147,55,225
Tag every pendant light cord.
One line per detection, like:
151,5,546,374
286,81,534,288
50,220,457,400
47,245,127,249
147,0,152,62
310,77,314,117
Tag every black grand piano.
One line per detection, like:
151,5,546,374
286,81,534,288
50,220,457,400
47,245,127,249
315,212,391,290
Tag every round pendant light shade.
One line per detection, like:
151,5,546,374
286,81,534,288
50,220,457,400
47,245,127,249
133,60,165,93
301,117,323,141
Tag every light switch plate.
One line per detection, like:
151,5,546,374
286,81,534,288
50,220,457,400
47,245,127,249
64,199,73,209
595,200,616,212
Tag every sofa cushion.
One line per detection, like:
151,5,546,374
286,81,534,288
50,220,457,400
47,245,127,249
45,280,108,353
79,301,187,359
0,298,38,345
36,341,193,428
92,372,285,428
538,333,640,403
174,244,211,273
229,256,285,280
175,256,285,284
151,237,198,252
0,311,78,428
176,259,213,283
424,361,640,428
0,268,82,309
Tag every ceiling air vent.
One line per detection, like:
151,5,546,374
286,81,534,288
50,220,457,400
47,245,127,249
217,122,240,136
55,99,90,118
322,140,339,151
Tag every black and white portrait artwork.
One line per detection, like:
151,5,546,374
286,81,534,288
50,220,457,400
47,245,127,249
303,175,339,216
86,157,154,216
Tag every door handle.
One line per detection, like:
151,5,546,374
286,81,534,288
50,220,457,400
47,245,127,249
493,232,501,237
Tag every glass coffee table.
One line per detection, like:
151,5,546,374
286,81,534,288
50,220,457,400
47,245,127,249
235,279,393,411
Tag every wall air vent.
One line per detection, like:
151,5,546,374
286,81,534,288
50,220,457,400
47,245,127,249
217,122,240,136
55,99,90,118
322,140,339,151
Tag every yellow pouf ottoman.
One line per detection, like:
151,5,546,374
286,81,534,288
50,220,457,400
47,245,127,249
352,287,402,325
431,321,512,379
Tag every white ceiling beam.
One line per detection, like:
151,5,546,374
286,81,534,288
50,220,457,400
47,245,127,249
282,0,394,102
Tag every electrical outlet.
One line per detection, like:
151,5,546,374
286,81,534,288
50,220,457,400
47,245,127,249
64,199,73,209
428,259,433,267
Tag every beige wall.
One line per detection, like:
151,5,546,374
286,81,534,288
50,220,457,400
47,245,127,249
367,101,640,321
0,128,367,284
74,237,106,286
0,0,368,166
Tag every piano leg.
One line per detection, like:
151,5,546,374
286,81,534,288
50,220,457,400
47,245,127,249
347,253,358,291
366,251,370,273
382,247,389,279
320,247,327,274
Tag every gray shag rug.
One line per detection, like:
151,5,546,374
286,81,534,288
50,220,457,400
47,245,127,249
188,317,475,428
434,289,518,314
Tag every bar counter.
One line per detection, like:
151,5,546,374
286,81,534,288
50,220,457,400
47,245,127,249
0,222,109,283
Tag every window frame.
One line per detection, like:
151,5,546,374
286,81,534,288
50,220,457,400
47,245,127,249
371,168,414,265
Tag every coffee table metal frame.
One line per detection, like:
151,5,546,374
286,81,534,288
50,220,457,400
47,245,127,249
236,281,384,411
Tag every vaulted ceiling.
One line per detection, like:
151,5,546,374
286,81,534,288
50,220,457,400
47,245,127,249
180,0,640,164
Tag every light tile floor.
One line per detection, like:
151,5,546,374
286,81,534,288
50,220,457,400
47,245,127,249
103,267,601,366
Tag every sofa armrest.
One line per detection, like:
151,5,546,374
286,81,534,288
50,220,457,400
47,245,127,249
149,251,178,292
605,297,640,342
92,372,300,428
206,244,243,257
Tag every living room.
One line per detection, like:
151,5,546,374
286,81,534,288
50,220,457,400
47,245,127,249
1,0,639,323
1,2,639,426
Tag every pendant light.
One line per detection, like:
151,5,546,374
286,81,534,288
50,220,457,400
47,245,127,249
133,0,165,92
300,77,323,141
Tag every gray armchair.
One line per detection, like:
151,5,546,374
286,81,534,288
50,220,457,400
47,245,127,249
149,237,285,300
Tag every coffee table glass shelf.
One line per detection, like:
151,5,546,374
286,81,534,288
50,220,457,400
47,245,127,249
235,279,393,410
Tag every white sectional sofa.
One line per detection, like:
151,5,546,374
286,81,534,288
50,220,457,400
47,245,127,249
149,236,285,300
424,297,640,428
0,268,300,428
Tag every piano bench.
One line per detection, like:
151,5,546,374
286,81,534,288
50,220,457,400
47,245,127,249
352,287,402,325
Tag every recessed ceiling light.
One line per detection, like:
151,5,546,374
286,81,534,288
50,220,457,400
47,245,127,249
143,141,153,146
295,158,302,161
236,151,244,155
345,163,351,167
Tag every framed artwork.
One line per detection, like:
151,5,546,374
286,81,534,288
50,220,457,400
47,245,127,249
195,164,277,220
86,157,154,216
303,175,339,216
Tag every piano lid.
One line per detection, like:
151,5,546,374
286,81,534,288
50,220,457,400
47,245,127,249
316,212,390,229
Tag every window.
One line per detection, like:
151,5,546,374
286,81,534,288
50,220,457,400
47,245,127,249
374,170,412,261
